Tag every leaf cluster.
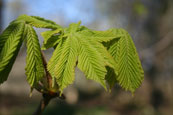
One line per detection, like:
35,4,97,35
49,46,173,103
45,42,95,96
0,15,144,94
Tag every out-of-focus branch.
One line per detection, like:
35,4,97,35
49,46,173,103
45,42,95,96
140,31,173,60
153,32,173,55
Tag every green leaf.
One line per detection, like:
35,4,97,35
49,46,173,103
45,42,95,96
66,21,81,33
41,29,61,50
25,25,44,86
80,32,118,72
78,28,120,42
0,20,21,53
85,37,118,90
0,21,25,84
17,14,61,29
76,34,107,89
77,29,119,90
105,67,117,89
47,39,64,78
108,29,144,92
54,37,79,93
104,39,120,89
48,36,79,93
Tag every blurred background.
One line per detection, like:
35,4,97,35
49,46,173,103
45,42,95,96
0,0,173,115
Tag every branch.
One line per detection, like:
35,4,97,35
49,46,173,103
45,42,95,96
139,31,173,60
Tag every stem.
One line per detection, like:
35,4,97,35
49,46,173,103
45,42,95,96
33,93,65,115
33,51,66,115
41,51,52,88
33,94,51,115
33,52,53,115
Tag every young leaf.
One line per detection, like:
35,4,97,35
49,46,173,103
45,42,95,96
108,29,144,92
47,39,64,78
47,23,81,93
41,29,61,50
0,21,25,84
78,29,120,42
80,32,118,73
25,25,44,86
105,67,117,89
54,36,79,93
17,14,61,29
66,21,81,33
104,39,120,89
76,28,119,89
0,21,22,53
76,35,107,89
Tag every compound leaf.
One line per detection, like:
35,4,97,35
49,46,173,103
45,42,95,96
47,23,144,93
48,22,117,92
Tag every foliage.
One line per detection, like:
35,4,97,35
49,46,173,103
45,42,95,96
0,14,144,94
